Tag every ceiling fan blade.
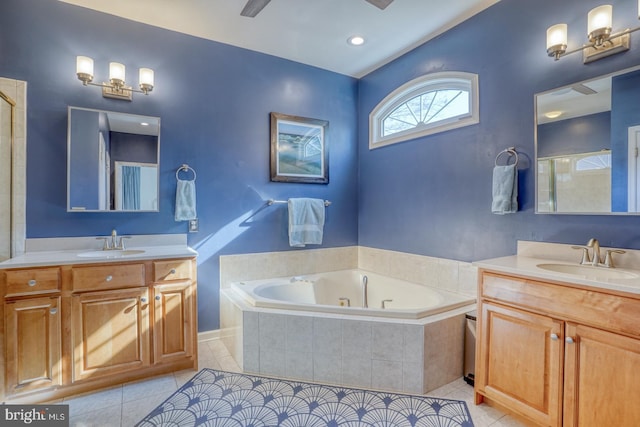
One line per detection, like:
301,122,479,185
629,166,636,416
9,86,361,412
241,0,271,17
364,0,394,10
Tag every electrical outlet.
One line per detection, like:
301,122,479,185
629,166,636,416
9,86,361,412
188,219,199,233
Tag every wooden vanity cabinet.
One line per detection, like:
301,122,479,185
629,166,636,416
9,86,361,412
3,267,62,396
151,259,196,364
5,296,62,395
0,257,197,403
476,271,640,427
562,323,640,426
71,287,151,381
477,301,563,426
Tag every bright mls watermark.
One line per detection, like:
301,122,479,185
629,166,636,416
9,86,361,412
1,405,69,426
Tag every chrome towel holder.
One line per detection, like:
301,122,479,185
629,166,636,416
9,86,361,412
495,147,519,166
176,164,196,181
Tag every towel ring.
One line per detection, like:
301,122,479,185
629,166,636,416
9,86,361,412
176,164,196,181
495,147,518,167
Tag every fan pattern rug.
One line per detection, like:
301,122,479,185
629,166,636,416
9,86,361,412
136,369,474,426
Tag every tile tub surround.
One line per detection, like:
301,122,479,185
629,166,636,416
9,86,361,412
219,246,478,297
358,246,478,297
221,288,470,395
218,246,477,393
219,246,359,290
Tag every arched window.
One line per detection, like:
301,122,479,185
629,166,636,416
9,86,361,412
369,72,479,149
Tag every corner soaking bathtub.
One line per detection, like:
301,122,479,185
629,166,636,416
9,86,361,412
230,269,474,319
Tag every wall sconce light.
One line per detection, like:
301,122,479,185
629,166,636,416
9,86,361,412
546,3,640,63
76,56,154,101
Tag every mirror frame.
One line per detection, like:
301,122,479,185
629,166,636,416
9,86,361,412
67,106,160,213
535,64,640,215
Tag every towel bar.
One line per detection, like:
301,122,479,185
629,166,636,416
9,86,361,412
268,199,331,207
495,147,518,167
176,164,196,181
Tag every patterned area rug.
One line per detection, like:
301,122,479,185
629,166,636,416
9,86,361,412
136,369,474,426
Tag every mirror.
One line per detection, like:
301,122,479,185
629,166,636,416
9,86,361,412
535,65,640,214
67,107,160,212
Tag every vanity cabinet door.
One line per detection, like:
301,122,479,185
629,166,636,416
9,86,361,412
5,297,61,395
72,288,150,382
152,282,194,364
563,323,640,427
477,302,563,427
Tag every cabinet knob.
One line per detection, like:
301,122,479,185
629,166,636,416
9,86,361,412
28,279,36,287
565,337,575,344
169,269,176,275
550,333,559,341
105,275,113,282
141,297,148,303
155,295,161,301
50,308,58,315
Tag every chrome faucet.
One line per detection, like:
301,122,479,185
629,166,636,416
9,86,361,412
587,238,601,266
110,229,118,249
362,275,368,308
573,238,626,268
97,229,130,250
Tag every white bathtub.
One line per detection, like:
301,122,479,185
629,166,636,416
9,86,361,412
230,269,475,319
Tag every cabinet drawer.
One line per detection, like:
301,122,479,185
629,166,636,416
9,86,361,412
5,268,61,297
481,271,640,338
72,263,145,292
153,259,192,282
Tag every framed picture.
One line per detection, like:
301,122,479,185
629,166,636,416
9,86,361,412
270,112,329,184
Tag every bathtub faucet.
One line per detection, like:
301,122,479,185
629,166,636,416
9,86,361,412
362,275,368,308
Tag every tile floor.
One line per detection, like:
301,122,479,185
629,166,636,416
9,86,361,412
60,339,526,427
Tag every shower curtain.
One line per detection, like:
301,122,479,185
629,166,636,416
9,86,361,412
121,166,141,210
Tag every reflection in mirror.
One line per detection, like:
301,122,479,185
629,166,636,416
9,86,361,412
535,65,640,214
67,107,160,212
0,91,15,261
114,161,158,210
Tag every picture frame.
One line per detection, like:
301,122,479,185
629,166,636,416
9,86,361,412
270,112,329,184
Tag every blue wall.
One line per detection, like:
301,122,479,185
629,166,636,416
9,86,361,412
0,0,359,331
537,112,611,158
358,0,640,262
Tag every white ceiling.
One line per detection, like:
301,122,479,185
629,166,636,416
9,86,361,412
59,0,499,78
536,76,612,125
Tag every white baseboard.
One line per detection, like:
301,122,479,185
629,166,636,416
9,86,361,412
198,329,222,343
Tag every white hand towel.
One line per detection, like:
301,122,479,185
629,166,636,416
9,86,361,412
492,164,518,214
288,198,325,247
175,179,197,221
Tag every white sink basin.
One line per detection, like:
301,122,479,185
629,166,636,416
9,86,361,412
77,249,146,258
536,263,639,280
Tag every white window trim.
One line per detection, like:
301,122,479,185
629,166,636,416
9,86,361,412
369,71,479,150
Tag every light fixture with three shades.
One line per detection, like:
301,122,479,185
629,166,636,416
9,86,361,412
546,3,640,63
76,56,154,101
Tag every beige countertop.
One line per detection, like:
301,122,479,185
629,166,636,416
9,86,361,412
474,255,640,296
0,245,197,269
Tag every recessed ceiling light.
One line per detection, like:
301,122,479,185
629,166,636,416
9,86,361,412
544,111,563,119
347,36,365,46
140,122,149,126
